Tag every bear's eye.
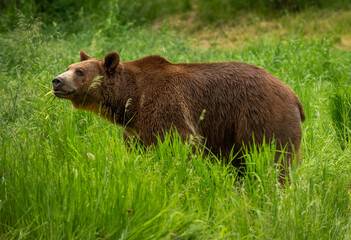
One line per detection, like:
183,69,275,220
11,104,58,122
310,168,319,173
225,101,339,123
75,70,84,76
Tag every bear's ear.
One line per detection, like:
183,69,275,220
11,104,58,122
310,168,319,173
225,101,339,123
104,52,120,72
80,50,92,61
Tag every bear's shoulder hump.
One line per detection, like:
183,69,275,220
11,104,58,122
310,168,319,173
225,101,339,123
135,55,172,65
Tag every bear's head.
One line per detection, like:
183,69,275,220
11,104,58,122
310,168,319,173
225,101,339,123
52,51,120,110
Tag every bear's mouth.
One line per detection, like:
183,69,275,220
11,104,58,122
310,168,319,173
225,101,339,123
53,90,76,99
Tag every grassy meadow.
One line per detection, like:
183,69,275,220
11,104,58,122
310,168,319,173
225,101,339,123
1,1,351,239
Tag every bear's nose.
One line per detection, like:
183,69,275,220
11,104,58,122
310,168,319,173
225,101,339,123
52,77,63,89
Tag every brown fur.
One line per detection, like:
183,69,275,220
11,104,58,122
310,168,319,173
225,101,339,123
53,51,305,168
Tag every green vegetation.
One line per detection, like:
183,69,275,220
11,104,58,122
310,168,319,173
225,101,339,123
329,85,351,150
1,1,351,239
1,0,350,29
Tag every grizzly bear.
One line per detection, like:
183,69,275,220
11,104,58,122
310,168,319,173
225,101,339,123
52,50,305,168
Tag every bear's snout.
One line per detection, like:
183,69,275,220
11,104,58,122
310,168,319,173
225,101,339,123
52,75,77,99
52,77,63,90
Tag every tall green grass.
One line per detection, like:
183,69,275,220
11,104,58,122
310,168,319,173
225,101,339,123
0,0,191,31
1,15,351,239
329,85,351,149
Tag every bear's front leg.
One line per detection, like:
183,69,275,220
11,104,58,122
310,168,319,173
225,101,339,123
135,112,200,148
123,127,144,151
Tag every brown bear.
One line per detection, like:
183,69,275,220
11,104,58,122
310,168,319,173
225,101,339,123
52,50,305,168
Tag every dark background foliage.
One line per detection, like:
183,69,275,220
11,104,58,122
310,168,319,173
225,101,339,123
1,0,350,31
